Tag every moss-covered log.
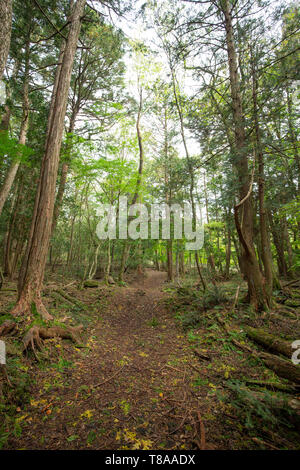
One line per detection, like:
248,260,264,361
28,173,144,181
260,352,300,385
53,289,85,308
245,379,299,394
245,326,293,358
83,280,100,288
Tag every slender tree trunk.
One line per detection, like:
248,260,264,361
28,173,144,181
251,52,274,301
119,86,144,281
225,225,231,279
283,217,294,278
0,0,12,79
105,240,112,283
155,248,160,271
12,0,86,320
179,249,185,276
167,239,173,281
0,41,30,216
4,177,22,276
170,65,206,290
119,242,130,282
0,60,19,133
203,173,217,278
223,0,269,310
51,110,78,234
268,210,288,278
286,85,300,194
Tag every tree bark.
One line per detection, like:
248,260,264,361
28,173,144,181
0,0,12,79
12,0,86,320
225,225,231,278
268,210,288,278
251,51,275,301
51,107,79,234
166,239,173,281
222,0,269,310
286,84,300,194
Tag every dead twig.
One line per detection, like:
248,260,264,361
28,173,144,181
198,411,206,450
93,364,125,388
251,437,280,450
232,285,240,310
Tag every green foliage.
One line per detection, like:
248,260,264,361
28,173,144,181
222,380,295,431
0,132,33,165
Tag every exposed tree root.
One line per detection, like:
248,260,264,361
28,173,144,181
12,295,53,321
23,325,84,360
0,320,17,337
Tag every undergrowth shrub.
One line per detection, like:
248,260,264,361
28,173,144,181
219,380,299,437
172,284,229,329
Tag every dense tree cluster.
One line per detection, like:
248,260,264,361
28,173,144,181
0,0,299,318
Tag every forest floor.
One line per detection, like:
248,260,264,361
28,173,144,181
0,269,300,450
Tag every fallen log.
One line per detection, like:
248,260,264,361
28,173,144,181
245,379,299,394
217,317,300,384
260,352,300,385
47,288,85,309
50,291,74,306
245,326,293,358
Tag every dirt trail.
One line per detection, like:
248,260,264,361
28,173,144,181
7,270,210,450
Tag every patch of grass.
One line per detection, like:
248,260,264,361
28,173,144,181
148,317,159,327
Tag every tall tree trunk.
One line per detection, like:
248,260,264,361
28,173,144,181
119,242,130,282
222,0,269,310
225,225,231,279
12,0,86,320
167,239,173,281
0,0,12,79
0,41,30,216
0,60,19,132
170,65,206,290
105,240,112,283
155,248,160,271
119,86,144,281
286,84,300,194
51,109,78,234
268,210,288,278
283,217,294,278
251,51,274,301
3,176,23,276
179,248,185,276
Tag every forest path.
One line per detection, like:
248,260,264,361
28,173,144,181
7,269,210,450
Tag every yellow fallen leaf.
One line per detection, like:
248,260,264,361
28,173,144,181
80,410,94,419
